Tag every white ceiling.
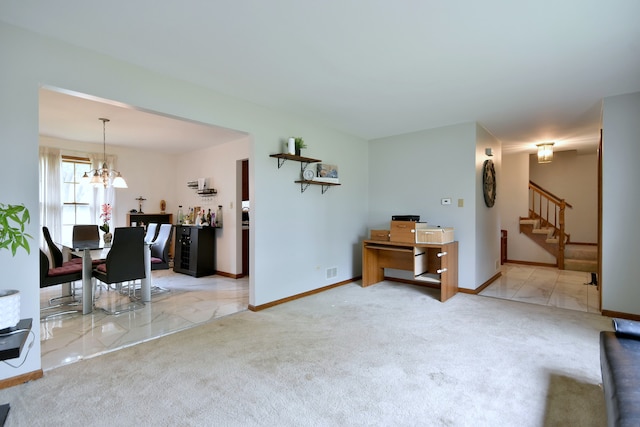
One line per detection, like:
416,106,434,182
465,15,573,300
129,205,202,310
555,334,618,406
38,88,247,154
3,1,640,154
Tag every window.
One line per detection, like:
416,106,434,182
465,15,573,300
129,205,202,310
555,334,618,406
61,156,92,241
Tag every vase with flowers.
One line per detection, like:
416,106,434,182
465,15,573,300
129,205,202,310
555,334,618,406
99,203,112,246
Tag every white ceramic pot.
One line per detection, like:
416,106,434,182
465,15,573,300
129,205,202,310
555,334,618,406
0,289,20,330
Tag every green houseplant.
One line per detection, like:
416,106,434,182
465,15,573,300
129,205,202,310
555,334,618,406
0,203,31,330
0,203,32,256
294,137,307,156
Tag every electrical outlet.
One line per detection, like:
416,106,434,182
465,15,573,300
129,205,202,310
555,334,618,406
441,198,451,205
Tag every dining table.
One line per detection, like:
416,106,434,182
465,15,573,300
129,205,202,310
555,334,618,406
61,239,153,314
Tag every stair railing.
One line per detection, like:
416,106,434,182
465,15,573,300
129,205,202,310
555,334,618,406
528,181,573,268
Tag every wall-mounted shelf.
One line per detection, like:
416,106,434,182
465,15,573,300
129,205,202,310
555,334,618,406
187,181,217,196
294,180,341,194
196,189,217,195
1,318,33,426
270,153,340,194
269,153,321,169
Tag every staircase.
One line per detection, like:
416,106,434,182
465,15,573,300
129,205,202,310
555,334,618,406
518,181,598,272
519,216,565,257
564,244,598,272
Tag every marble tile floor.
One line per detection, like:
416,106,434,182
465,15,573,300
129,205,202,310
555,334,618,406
479,263,600,313
39,269,249,371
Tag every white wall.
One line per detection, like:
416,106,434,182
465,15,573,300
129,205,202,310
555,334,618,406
39,136,177,230
40,134,252,276
368,123,478,289
500,152,556,264
529,150,598,243
175,137,250,275
601,91,640,315
474,124,502,282
0,22,369,380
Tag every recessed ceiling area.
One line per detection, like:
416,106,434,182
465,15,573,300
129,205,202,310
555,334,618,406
39,87,248,154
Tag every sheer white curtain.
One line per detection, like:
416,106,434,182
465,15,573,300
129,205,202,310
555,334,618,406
39,148,119,246
39,146,61,248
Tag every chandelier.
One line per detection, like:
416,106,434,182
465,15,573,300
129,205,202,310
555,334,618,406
536,142,555,164
82,118,128,188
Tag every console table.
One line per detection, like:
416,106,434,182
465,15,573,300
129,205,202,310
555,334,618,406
0,318,32,426
362,240,458,302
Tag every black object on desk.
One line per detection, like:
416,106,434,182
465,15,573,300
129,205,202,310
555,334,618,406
0,318,33,426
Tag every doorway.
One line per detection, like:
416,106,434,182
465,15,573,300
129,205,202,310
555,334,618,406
241,159,249,276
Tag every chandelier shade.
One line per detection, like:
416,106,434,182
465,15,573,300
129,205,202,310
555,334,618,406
82,118,128,188
536,142,555,164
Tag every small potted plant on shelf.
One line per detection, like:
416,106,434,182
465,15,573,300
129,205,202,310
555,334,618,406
294,137,306,156
296,137,307,156
0,202,32,331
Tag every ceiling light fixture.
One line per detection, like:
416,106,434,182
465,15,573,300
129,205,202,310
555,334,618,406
536,142,555,164
82,118,128,188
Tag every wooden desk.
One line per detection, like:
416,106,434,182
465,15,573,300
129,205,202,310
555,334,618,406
362,239,458,302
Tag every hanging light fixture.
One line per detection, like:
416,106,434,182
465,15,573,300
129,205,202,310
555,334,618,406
536,142,555,164
82,118,128,188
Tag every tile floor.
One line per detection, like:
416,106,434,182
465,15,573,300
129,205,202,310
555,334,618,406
39,269,249,371
479,263,600,313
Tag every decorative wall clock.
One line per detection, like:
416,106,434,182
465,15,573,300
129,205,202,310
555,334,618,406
302,168,315,181
482,159,496,207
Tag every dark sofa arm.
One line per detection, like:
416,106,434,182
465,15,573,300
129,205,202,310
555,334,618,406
601,330,640,427
613,318,640,339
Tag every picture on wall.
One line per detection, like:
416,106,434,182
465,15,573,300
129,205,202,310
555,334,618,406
313,163,339,183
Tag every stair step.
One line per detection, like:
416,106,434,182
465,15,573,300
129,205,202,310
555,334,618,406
564,244,597,261
519,219,539,226
546,238,559,244
532,227,553,234
564,258,598,272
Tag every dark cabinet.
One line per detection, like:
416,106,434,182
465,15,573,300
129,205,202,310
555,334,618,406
127,213,173,228
173,225,216,277
242,159,249,201
242,228,249,276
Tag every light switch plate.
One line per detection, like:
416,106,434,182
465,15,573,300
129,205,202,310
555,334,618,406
441,198,451,205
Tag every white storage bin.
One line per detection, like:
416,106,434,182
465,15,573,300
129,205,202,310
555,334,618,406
415,227,454,244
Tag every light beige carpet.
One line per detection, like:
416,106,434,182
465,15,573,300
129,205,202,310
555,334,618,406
1,282,612,426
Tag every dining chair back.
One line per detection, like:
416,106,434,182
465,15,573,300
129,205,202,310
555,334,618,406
40,249,83,288
151,223,173,270
93,227,145,285
39,249,84,317
144,223,158,244
72,224,99,242
42,226,64,268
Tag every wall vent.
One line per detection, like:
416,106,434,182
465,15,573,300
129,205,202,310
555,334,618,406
326,267,337,280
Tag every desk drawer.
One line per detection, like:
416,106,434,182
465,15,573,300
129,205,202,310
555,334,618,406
390,221,428,243
370,229,390,241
